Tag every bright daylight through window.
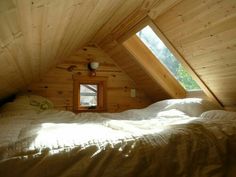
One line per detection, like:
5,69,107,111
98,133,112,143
136,26,201,91
80,84,98,107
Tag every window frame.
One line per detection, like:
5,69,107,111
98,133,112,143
119,18,221,107
135,25,201,91
73,75,107,112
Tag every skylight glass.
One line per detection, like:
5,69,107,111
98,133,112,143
136,26,201,91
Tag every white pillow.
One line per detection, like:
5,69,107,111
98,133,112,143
0,94,54,114
163,98,221,117
16,94,54,110
201,110,236,120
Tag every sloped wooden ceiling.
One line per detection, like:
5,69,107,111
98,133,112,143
1,0,236,109
150,0,236,109
97,0,236,109
0,0,158,99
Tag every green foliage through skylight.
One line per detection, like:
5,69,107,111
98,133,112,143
136,26,201,91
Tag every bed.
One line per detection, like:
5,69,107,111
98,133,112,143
0,94,236,177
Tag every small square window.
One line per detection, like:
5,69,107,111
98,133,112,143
73,76,107,112
80,84,98,107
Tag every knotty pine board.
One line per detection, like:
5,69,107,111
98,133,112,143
28,45,152,112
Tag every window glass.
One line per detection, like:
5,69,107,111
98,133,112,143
80,84,97,107
136,25,201,91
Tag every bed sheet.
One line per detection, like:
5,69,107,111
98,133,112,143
0,108,236,177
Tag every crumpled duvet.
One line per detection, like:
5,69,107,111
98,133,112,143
0,109,236,177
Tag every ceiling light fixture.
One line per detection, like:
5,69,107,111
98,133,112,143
88,61,99,76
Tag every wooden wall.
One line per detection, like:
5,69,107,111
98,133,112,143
152,0,236,108
27,45,152,112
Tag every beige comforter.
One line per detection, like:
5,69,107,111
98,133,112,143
0,108,236,177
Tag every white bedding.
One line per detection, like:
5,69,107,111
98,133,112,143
0,97,235,177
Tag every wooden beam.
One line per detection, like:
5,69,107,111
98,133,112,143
117,17,150,43
123,35,186,99
148,20,223,107
101,0,161,43
110,8,147,41
92,0,144,44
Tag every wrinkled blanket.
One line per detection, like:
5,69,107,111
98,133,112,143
0,109,236,177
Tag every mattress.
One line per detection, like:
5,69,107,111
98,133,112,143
0,97,235,177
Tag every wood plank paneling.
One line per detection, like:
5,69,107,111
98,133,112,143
153,0,236,107
148,0,183,19
28,45,152,112
92,0,144,44
0,0,147,100
148,21,222,107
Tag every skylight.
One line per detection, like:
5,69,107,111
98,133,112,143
136,26,201,91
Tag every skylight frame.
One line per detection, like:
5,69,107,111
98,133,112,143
136,25,201,92
121,19,221,107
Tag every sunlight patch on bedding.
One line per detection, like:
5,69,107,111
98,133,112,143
30,123,133,154
30,109,197,156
